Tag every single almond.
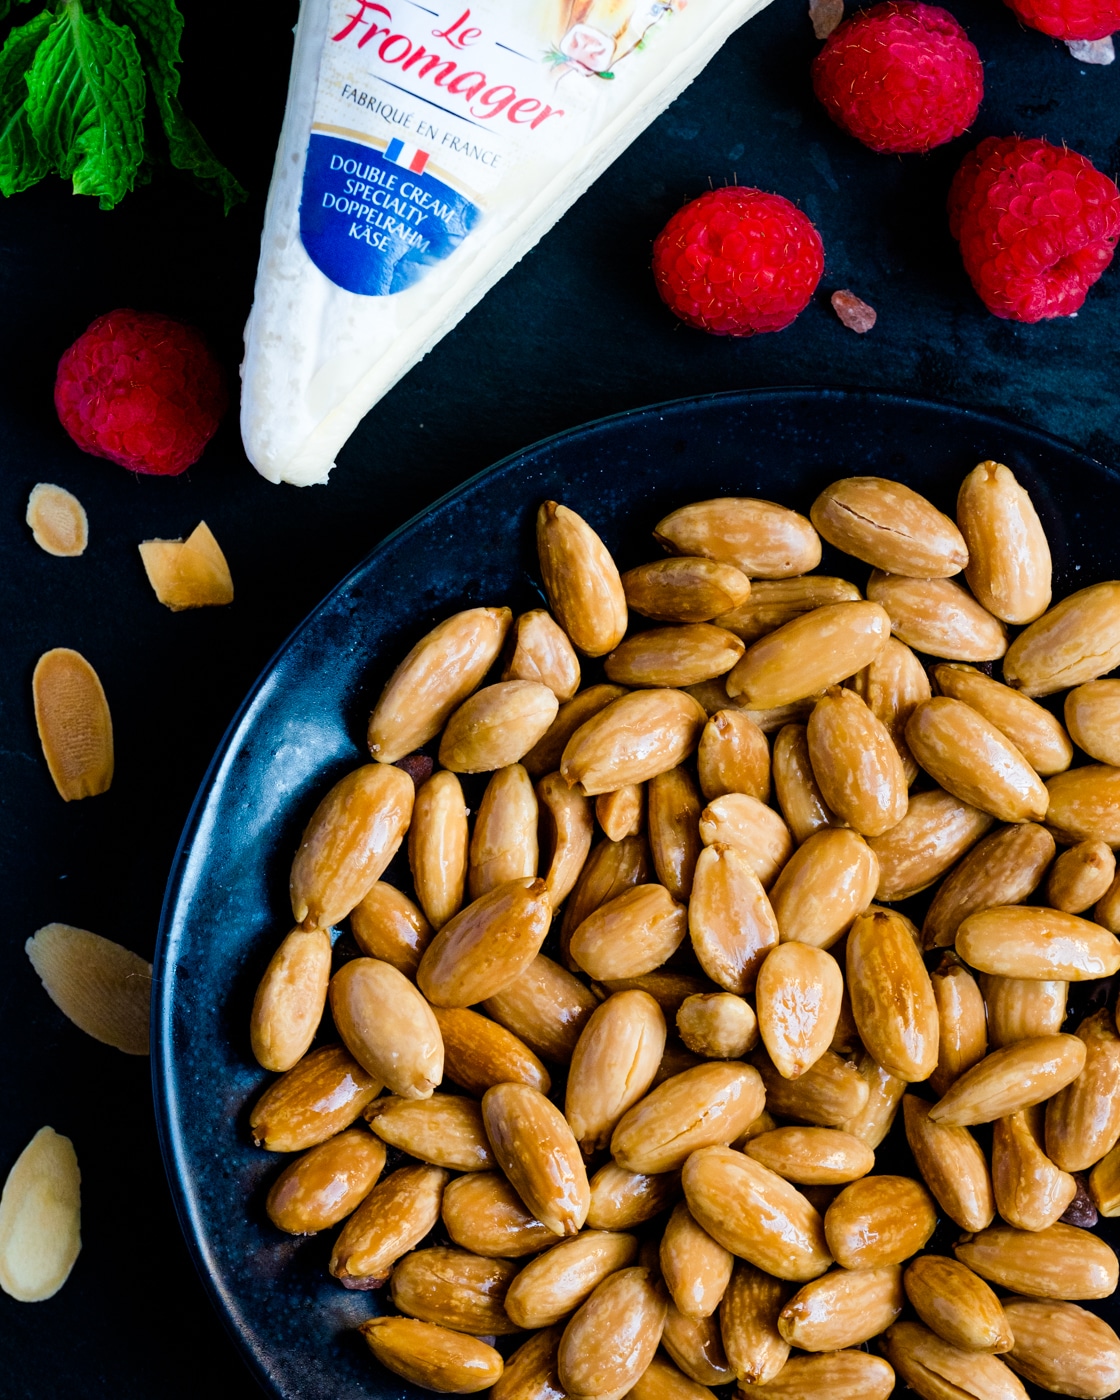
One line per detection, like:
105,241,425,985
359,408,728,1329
956,905,1120,980
358,1315,502,1391
1003,580,1120,697
778,1264,903,1351
755,1047,869,1128
811,476,967,577
469,764,539,899
560,688,706,796
522,683,628,778
1045,1009,1120,1171
1065,679,1120,767
869,788,994,903
768,827,879,949
492,1327,564,1400
249,924,330,1072
982,974,1067,1048
756,942,843,1080
409,769,469,930
138,521,233,610
569,883,687,982
772,723,838,843
483,1082,589,1236
565,990,666,1155
32,648,113,801
1002,1299,1120,1400
432,1005,551,1096
954,1221,1119,1300
249,1043,381,1153
623,556,751,623
929,955,987,1097
648,765,704,901
868,572,1008,661
929,1035,1087,1126
1047,839,1116,913
824,1175,936,1270
439,680,559,774
835,1053,907,1149
265,1128,386,1234
698,793,791,889
611,1062,766,1174
595,783,645,842
349,881,432,976
537,501,628,657
0,1127,81,1302
366,1093,492,1171
688,844,780,994
906,697,1048,824
654,497,821,579
536,774,594,910
957,460,1052,624
417,878,552,1008
725,601,890,709
676,992,758,1060
922,822,1055,949
883,1321,1027,1400
731,1349,895,1400
846,908,938,1083
505,1229,639,1329
331,1163,449,1288
586,1162,682,1231
662,1298,735,1384
992,1107,1076,1232
482,953,597,1064
720,1261,792,1384
902,1094,994,1233
26,483,87,557
932,663,1073,775
660,1199,734,1319
26,923,150,1056
441,1171,555,1258
558,1265,667,1400
903,1255,1012,1354
743,1127,874,1185
502,609,581,701
850,636,930,785
390,1246,522,1335
1045,763,1120,846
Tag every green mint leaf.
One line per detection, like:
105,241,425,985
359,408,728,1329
0,11,52,197
115,0,245,212
25,1,145,209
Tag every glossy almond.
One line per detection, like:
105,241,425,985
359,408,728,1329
483,1083,589,1237
992,1108,1076,1231
249,1043,381,1152
433,1006,550,1096
683,1146,832,1281
719,1262,791,1384
698,794,791,889
714,576,861,645
778,1264,902,1351
605,624,744,689
734,1350,894,1400
660,1199,734,1318
507,1231,640,1330
586,1162,681,1230
954,1221,1119,1299
358,1315,503,1392
503,609,581,701
623,556,751,623
1065,679,1120,766
903,1255,1012,1354
350,881,433,975
390,1246,521,1334
418,878,552,1007
1047,839,1115,912
569,883,687,981
565,990,666,1154
654,498,820,579
745,1127,874,1185
611,1061,766,1173
769,828,879,949
536,773,594,909
469,765,538,899
367,606,511,762
982,975,1067,1048
491,1326,564,1400
441,1172,555,1258
848,907,937,1079
688,844,780,993
0,1127,81,1303
560,833,651,959
907,697,1048,823
756,1048,870,1128
32,648,113,800
558,1266,667,1399
850,636,930,785
483,953,597,1064
1045,763,1120,845
524,684,630,778
929,956,987,1096
929,1035,1087,1126
1045,1009,1120,1171
330,1163,448,1287
871,788,994,901
537,501,627,657
265,1128,383,1233
922,822,1055,949
628,1352,716,1400
366,1093,493,1171
1004,581,1120,697
836,1053,907,1149
755,942,843,1080
772,723,838,843
596,784,644,842
958,460,1052,624
330,956,443,1099
725,601,890,709
883,1321,1026,1400
933,664,1072,775
648,766,703,900
956,904,1120,980
811,476,967,577
696,710,769,803
409,770,469,929
676,992,758,1060
868,572,1008,661
561,689,706,796
824,1175,936,1269
807,687,908,836
903,1095,995,1232
440,681,559,774
1002,1299,1120,1399
289,763,414,929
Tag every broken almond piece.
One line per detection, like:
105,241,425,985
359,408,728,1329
25,483,88,557
139,521,234,611
0,1127,81,1302
810,0,844,39
32,648,114,801
26,923,151,1055
831,290,877,333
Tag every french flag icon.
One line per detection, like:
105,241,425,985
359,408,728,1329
385,137,430,174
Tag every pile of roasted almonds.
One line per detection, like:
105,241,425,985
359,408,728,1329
245,464,1120,1400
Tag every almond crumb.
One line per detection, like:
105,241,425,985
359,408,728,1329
139,520,234,610
32,648,114,801
831,289,878,333
26,924,151,1055
26,483,88,557
810,0,844,39
0,1127,81,1303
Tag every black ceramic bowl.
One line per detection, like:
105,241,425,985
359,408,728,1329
153,388,1120,1400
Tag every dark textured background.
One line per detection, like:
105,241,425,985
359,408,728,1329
0,0,1118,1392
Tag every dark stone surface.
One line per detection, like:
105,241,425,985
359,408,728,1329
0,0,1117,1393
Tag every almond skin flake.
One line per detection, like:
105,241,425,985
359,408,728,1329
26,924,151,1055
25,483,88,557
138,520,234,610
32,648,114,801
0,1127,81,1303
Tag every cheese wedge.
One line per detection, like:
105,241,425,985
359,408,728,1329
241,0,775,485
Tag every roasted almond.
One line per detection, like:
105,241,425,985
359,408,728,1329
687,844,780,993
808,687,909,836
903,1255,1012,1354
432,1006,551,1096
744,1127,874,1185
769,827,879,949
1003,1299,1120,1400
523,684,629,778
503,609,581,701
440,681,559,774
648,765,703,900
358,1315,503,1392
929,1035,1087,1126
778,1264,902,1351
1047,839,1116,912
922,822,1055,949
725,601,890,709
390,1246,521,1335
660,1199,734,1318
623,556,751,623
330,957,443,1099
772,723,838,843
1065,679,1120,767
662,1304,736,1383
0,1127,80,1303
982,975,1067,1048
408,769,469,929
867,572,1008,661
654,498,820,579
536,774,595,909
290,763,414,929
902,1095,994,1233
605,624,744,689
586,1162,682,1230
731,1349,894,1400
850,636,931,786
366,1093,493,1171
330,1163,448,1287
537,501,628,657
698,793,791,890
483,953,597,1064
696,710,770,803
249,1043,381,1152
266,1127,386,1234
350,881,433,975
719,1262,792,1384
248,925,330,1073
483,1083,589,1237
441,1171,554,1258
929,955,987,1096
870,788,994,902
25,922,151,1058
565,990,666,1154
954,1221,1119,1299
491,1326,564,1400
714,576,862,645
1045,1008,1120,1171
958,460,1052,624
1098,871,1120,932
26,482,87,557
558,1266,667,1400
956,905,1120,980
906,697,1048,824
569,883,687,981
561,689,706,796
1004,580,1120,697
611,1061,765,1174
559,833,650,960
676,992,758,1060
811,476,967,577
824,1175,936,1269
992,1107,1076,1232
683,1145,832,1281
367,606,512,763
756,1047,870,1128
628,1352,717,1400
506,1229,639,1329
31,648,113,801
1084,1142,1119,1215
846,907,938,1082
756,942,843,1080
883,1321,1026,1400
469,764,538,898
932,664,1073,775
596,784,644,842
417,878,552,1007
1045,763,1120,846
836,1053,907,1149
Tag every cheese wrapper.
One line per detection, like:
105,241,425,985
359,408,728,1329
241,0,774,485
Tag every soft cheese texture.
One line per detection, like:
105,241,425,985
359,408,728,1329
241,0,775,485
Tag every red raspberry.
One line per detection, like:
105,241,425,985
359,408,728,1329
55,310,227,477
1001,0,1120,40
948,136,1120,322
812,2,983,155
652,187,824,336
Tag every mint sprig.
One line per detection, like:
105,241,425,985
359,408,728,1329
0,0,243,210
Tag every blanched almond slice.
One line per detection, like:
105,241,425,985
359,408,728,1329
26,483,88,557
138,521,234,610
26,923,151,1055
32,648,113,801
0,1127,81,1302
